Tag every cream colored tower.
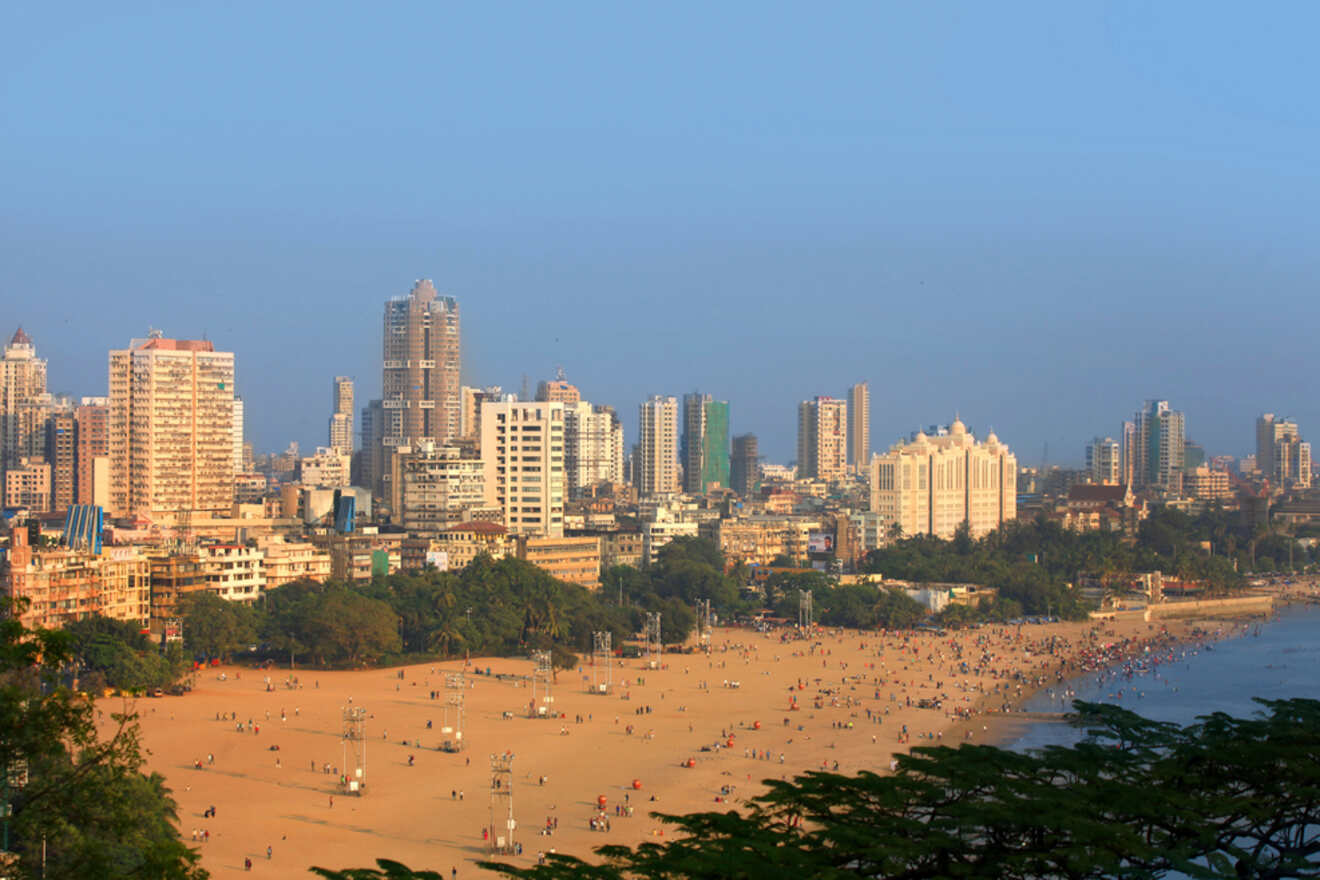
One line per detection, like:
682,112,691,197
108,334,235,521
869,418,1016,540
480,400,565,537
797,396,847,482
1,328,49,477
638,395,679,497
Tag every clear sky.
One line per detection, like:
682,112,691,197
3,2,1318,465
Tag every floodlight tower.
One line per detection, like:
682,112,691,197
799,590,813,629
341,706,367,794
443,672,466,752
644,611,662,667
697,599,712,651
530,651,553,718
489,753,516,854
590,631,612,694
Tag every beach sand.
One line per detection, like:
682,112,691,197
120,614,1218,877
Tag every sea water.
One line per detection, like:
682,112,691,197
1009,601,1320,751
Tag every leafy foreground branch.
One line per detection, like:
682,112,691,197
314,699,1320,880
1,604,205,880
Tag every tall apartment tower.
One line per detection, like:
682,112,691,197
108,334,235,520
638,395,679,497
1132,400,1185,494
357,399,386,494
75,397,109,506
1,328,49,478
382,279,461,451
329,376,354,452
681,392,729,494
797,396,848,482
564,401,625,496
232,397,245,473
1256,414,1311,489
730,433,760,497
847,382,870,472
1120,420,1136,488
45,411,76,513
480,400,565,536
1085,437,1122,485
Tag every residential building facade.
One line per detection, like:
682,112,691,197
797,397,847,482
637,395,679,497
848,382,870,472
480,400,565,537
681,392,729,494
108,334,236,521
869,418,1017,539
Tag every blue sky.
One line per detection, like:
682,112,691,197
3,2,1318,465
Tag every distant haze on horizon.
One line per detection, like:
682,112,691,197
4,3,1317,465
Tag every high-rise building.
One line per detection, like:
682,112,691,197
536,373,580,404
108,334,235,520
1120,420,1136,488
637,396,679,497
1132,400,1185,494
480,400,565,536
1256,414,1311,489
796,397,848,482
45,412,76,513
382,278,461,465
357,399,386,496
329,376,354,452
232,397,245,473
847,382,870,472
564,401,624,497
730,433,759,497
1085,437,1122,485
1,328,49,478
75,397,109,506
869,419,1016,539
681,392,729,494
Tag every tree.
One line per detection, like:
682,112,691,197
180,591,257,662
1,602,206,879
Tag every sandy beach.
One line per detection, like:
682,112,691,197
118,613,1235,877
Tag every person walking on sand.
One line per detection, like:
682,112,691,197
267,845,273,860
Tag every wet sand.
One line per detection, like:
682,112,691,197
121,615,1210,876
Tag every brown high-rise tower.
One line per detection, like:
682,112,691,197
380,280,460,497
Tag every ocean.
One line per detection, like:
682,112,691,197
1008,600,1320,752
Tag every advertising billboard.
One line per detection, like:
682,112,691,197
807,532,834,554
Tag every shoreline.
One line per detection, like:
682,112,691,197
121,597,1296,877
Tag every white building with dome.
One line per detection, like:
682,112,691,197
868,418,1017,541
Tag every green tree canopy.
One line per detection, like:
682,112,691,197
1,603,206,879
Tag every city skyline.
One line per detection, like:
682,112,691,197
0,315,1309,472
5,6,1319,463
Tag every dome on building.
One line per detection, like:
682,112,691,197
914,430,928,444
9,326,31,346
950,417,967,435
985,431,999,445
